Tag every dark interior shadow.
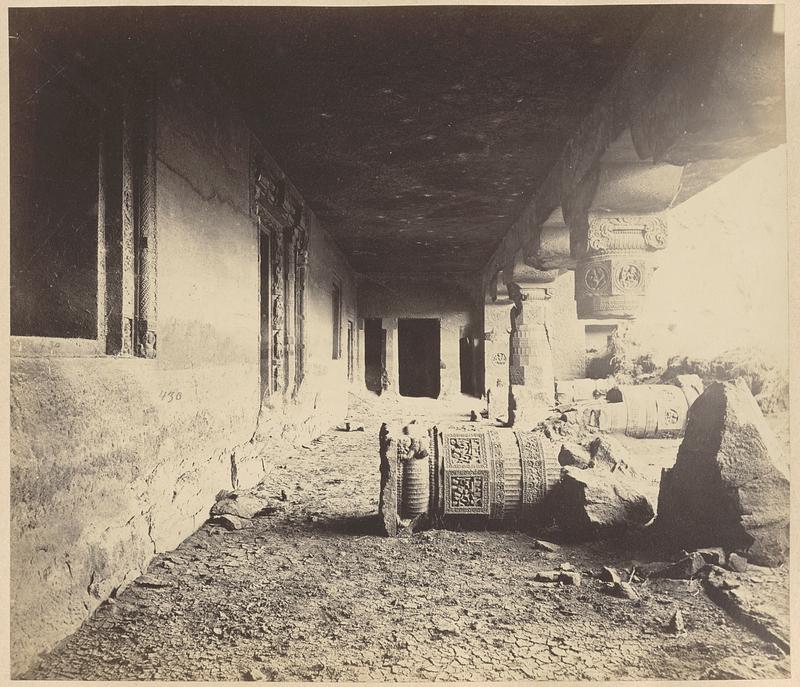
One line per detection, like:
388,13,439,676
317,513,386,536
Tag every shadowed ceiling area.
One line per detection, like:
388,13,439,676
199,6,657,273
12,5,659,273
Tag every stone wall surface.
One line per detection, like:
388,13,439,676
10,63,355,676
547,271,587,380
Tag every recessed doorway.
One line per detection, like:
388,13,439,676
398,318,440,398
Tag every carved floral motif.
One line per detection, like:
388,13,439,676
449,475,486,508
584,265,609,292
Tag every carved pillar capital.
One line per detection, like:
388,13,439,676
576,212,668,319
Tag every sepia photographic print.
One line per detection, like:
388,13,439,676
4,1,794,682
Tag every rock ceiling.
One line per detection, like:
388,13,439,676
14,5,660,274
204,6,657,274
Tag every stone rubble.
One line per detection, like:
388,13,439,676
20,394,790,682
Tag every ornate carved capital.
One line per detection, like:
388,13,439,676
586,213,668,254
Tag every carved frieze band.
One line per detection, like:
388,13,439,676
515,431,559,519
587,214,668,254
252,153,304,231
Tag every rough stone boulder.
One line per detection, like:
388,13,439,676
655,380,789,566
550,465,655,538
588,435,637,476
378,423,398,536
558,442,592,469
210,488,281,520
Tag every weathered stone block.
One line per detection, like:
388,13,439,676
378,427,398,537
209,491,279,520
559,442,592,469
588,435,635,475
551,465,655,537
656,551,707,579
655,380,789,566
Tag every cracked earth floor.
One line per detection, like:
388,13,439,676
24,393,790,681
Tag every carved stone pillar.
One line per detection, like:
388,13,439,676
575,213,668,319
484,300,513,422
136,101,158,359
507,276,557,429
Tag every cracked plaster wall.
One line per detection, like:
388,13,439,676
10,63,355,676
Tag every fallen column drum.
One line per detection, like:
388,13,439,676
384,425,561,531
604,383,698,438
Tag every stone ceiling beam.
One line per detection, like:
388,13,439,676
484,4,783,291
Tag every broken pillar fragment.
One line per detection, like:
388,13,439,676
378,423,398,536
377,424,562,534
574,213,669,319
655,380,789,566
506,276,557,428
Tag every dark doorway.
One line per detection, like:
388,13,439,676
460,336,477,396
398,318,440,398
364,318,384,394
346,320,354,382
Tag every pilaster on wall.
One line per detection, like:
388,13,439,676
383,317,399,393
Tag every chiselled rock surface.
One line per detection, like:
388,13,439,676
655,380,789,566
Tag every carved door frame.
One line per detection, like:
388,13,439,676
251,139,308,401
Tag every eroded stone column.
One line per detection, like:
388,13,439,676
284,226,297,397
355,318,366,390
507,282,556,428
294,226,308,394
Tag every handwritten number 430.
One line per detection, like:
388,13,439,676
160,390,182,402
